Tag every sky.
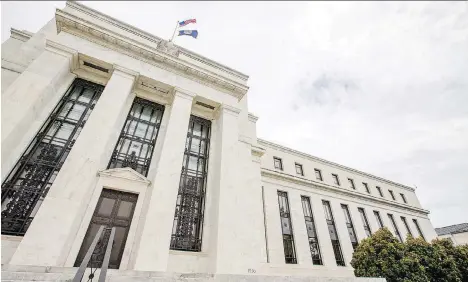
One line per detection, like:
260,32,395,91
2,1,467,228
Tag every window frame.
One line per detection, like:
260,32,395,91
412,219,426,241
348,178,356,190
273,157,283,171
301,196,322,265
389,190,396,200
332,173,341,186
341,204,359,250
374,210,384,229
363,182,370,194
388,213,403,242
277,190,297,264
376,186,384,197
323,201,345,266
400,193,407,204
295,163,304,176
314,169,323,181
358,207,372,238
401,216,413,237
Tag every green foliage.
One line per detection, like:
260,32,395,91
350,228,468,282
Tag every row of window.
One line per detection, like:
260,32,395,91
273,157,409,204
276,190,425,266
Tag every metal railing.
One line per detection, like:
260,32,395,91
73,226,116,282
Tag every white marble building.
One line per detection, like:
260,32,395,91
1,2,436,281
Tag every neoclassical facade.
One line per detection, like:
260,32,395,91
1,2,437,281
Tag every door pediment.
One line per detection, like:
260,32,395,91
97,167,151,184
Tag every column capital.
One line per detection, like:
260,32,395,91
173,87,196,101
220,104,241,117
45,39,78,72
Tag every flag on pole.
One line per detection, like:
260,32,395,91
178,30,198,39
179,19,197,27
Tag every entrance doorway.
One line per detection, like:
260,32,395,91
75,189,138,269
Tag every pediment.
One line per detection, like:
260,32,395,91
98,167,151,184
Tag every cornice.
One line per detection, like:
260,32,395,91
220,104,241,117
173,87,197,101
261,168,429,215
258,138,416,192
45,39,79,72
248,112,259,123
56,3,249,100
10,28,33,42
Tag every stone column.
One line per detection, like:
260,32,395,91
134,89,195,272
10,65,138,267
1,41,77,181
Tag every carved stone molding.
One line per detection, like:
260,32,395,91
45,39,79,72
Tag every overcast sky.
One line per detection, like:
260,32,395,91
2,1,467,228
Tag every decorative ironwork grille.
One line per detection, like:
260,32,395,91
388,214,403,242
341,204,359,250
412,219,425,241
358,208,372,238
107,97,165,176
301,196,322,265
1,78,103,236
374,210,384,229
278,191,297,264
323,200,345,266
170,115,211,252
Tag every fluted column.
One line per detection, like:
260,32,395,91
134,88,195,271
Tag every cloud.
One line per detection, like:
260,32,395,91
2,1,467,227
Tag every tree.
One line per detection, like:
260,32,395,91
351,228,468,282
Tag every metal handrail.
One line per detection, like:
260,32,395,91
73,226,116,282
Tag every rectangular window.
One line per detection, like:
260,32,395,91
1,78,104,236
376,186,384,197
348,178,356,190
314,169,323,181
400,193,407,203
363,182,370,194
341,204,358,250
278,191,297,264
332,174,340,186
323,201,345,266
412,219,426,241
295,163,304,176
301,196,322,265
374,211,384,229
389,190,396,200
170,115,211,252
107,98,165,176
358,208,372,238
401,216,412,237
274,157,283,170
388,214,402,242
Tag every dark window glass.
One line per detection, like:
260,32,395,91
363,183,370,194
332,174,340,186
400,193,407,204
401,217,412,237
295,163,304,176
358,208,372,237
301,196,322,265
314,169,323,181
412,219,426,241
274,157,283,170
1,78,103,236
323,201,345,266
376,186,384,197
341,204,358,250
170,115,211,252
389,190,396,200
374,210,384,229
388,214,402,242
348,178,356,190
278,191,297,264
107,98,164,176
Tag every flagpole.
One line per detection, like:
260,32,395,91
170,20,178,42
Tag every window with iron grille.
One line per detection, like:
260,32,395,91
412,219,425,241
376,186,384,197
301,196,322,265
341,204,358,250
1,78,104,236
278,191,297,264
332,174,340,186
389,190,396,200
400,193,407,204
295,163,304,176
107,98,164,176
348,178,356,190
363,182,370,194
374,210,384,229
401,216,412,237
274,157,283,170
170,115,211,252
358,208,372,238
314,169,323,181
388,214,402,242
323,201,345,266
